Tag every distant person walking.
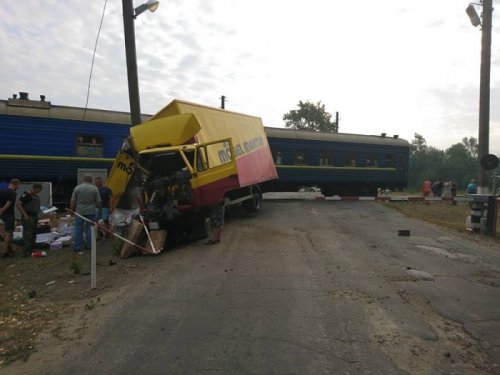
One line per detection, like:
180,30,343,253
70,174,102,253
0,179,21,258
466,179,477,195
94,176,113,239
16,183,43,257
421,178,432,198
450,180,458,205
450,180,458,197
432,178,444,197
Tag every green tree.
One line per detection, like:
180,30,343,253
462,136,479,159
283,101,338,132
410,133,428,155
408,133,445,189
443,143,476,186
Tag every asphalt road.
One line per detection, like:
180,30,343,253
15,200,500,374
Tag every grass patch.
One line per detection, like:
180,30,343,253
69,256,82,275
385,200,500,237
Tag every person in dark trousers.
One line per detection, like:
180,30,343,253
0,179,21,258
450,180,458,205
16,183,43,257
94,176,113,239
207,201,225,245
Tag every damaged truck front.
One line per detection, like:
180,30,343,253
107,100,278,247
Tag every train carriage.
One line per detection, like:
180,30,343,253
0,97,137,202
265,127,409,196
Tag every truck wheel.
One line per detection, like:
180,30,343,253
243,192,262,213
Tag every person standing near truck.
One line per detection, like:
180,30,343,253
16,183,43,257
207,201,225,245
70,174,102,253
94,176,113,239
0,179,21,258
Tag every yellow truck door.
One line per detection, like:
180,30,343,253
191,139,238,205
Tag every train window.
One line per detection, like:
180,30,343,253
398,155,405,168
294,151,309,165
319,152,333,166
366,154,378,167
343,153,357,167
76,135,103,157
273,150,283,165
384,153,394,167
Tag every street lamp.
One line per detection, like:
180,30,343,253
466,0,493,191
122,0,160,126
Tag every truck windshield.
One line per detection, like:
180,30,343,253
140,151,188,178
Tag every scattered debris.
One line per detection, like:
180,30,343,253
398,230,410,236
27,290,37,299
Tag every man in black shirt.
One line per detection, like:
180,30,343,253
16,184,43,257
94,177,113,239
0,179,21,258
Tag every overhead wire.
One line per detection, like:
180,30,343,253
83,0,109,120
48,0,109,208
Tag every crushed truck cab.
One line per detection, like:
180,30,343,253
108,100,277,247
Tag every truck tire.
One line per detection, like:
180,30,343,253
243,191,262,213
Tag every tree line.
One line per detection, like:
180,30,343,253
409,133,499,192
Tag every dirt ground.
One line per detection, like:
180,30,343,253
0,234,153,366
0,199,499,368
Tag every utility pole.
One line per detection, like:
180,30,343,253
220,95,226,109
122,0,142,126
478,0,493,190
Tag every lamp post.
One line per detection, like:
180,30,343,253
122,0,159,126
466,1,493,191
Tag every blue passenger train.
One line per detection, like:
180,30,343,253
266,127,409,196
0,95,409,202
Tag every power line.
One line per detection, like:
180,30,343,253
83,0,108,120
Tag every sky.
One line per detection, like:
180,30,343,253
1,0,499,154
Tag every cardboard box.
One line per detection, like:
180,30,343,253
50,241,63,250
37,219,51,234
120,219,144,259
145,230,167,254
57,216,74,235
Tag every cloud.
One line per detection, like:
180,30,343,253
1,0,499,156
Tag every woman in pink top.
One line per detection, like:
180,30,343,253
421,178,432,197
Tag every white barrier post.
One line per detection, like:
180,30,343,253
91,225,97,289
